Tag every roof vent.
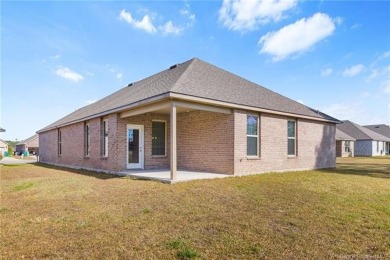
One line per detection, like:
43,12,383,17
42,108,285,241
127,83,133,87
169,64,180,70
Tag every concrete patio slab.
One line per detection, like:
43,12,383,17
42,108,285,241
118,169,232,183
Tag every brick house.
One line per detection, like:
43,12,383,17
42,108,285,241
363,124,390,155
15,134,39,155
337,120,390,156
38,58,338,180
335,129,355,157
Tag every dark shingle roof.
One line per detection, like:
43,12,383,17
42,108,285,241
337,121,390,141
364,124,390,138
335,129,356,141
16,134,39,145
39,58,338,132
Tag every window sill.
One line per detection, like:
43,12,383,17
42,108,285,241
101,156,108,160
84,156,90,159
152,155,167,159
287,155,296,159
246,156,260,160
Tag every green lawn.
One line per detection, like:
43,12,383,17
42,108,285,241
1,157,389,259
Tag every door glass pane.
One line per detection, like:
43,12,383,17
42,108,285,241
128,129,139,164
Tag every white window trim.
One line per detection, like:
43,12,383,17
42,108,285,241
102,119,108,157
247,114,260,158
287,120,296,157
152,120,167,157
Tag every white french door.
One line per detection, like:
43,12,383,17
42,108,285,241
127,124,144,169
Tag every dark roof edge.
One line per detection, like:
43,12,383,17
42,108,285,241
37,93,171,134
37,91,339,134
169,92,340,124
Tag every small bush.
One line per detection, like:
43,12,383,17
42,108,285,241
177,247,198,259
166,239,185,249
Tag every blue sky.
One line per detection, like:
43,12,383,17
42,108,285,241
1,0,389,141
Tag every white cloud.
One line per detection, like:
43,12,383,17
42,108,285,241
51,54,61,59
342,64,364,77
259,13,336,61
159,21,182,35
86,99,97,105
55,67,84,82
321,68,332,76
180,3,196,25
116,72,123,80
119,9,156,34
86,71,94,77
219,0,297,31
383,79,390,94
322,103,363,122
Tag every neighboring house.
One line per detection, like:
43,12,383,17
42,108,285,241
335,129,355,157
0,139,8,156
15,134,39,155
337,120,390,156
364,124,390,155
38,58,339,180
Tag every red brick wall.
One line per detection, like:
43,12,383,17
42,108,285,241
233,109,336,175
177,111,234,174
39,114,124,172
119,113,171,170
39,108,336,175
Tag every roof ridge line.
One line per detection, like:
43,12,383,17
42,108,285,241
169,58,197,93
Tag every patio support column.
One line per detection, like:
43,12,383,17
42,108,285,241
170,102,177,180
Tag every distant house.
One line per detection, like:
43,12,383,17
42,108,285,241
15,134,39,155
0,139,8,156
37,58,338,180
337,120,390,156
335,129,355,157
364,124,390,155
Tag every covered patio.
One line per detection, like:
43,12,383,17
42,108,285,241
119,98,234,182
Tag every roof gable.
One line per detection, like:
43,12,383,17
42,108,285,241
364,124,390,138
335,129,356,141
337,121,390,141
38,58,338,132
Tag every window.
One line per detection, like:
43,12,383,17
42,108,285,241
287,120,296,156
84,123,90,156
58,129,62,155
102,119,108,157
377,141,379,153
345,141,350,153
152,121,166,156
247,115,259,156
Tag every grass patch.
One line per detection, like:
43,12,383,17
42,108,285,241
177,247,198,259
0,157,389,258
13,182,34,191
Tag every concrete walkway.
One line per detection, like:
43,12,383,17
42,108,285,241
0,156,38,165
